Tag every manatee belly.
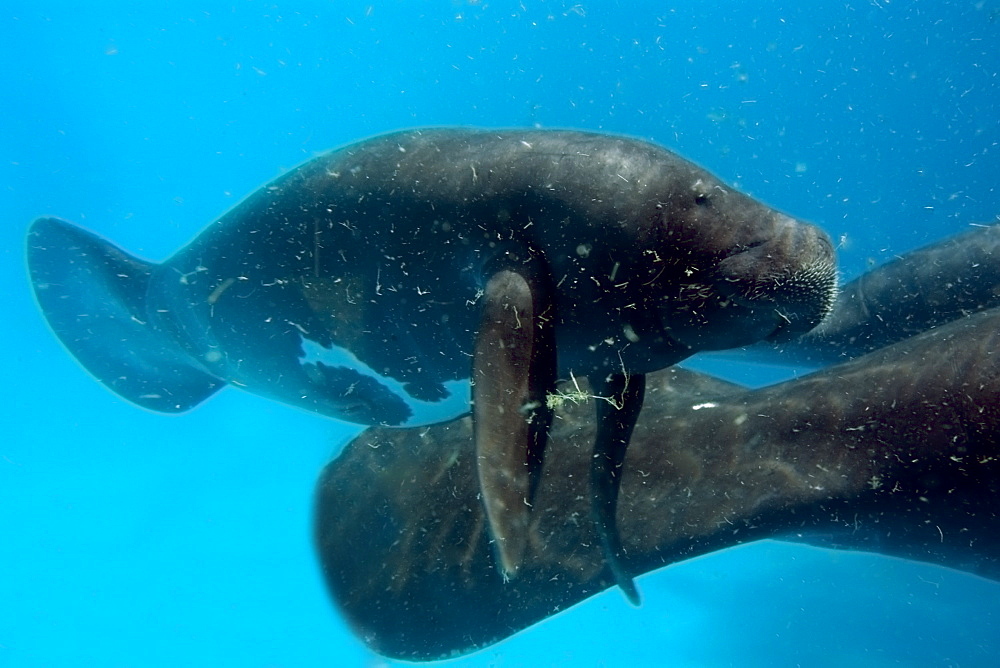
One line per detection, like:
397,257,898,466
299,336,471,427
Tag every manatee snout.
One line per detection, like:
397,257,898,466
715,216,837,341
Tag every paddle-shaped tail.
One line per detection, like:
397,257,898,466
26,217,224,413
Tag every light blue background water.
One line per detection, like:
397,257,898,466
2,2,999,666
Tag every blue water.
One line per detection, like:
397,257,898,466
2,2,998,666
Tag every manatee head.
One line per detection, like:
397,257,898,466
645,168,837,353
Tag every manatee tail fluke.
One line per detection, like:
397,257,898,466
26,217,224,413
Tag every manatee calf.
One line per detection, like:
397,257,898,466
26,128,836,600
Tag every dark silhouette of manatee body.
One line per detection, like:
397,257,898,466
314,224,1000,661
26,128,836,601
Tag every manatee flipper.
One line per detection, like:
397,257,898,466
26,217,225,413
591,371,646,606
473,269,555,577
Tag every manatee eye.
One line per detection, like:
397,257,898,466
695,193,711,207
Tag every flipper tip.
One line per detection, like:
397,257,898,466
492,530,526,581
604,549,641,606
616,572,642,607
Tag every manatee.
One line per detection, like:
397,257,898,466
26,128,837,599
